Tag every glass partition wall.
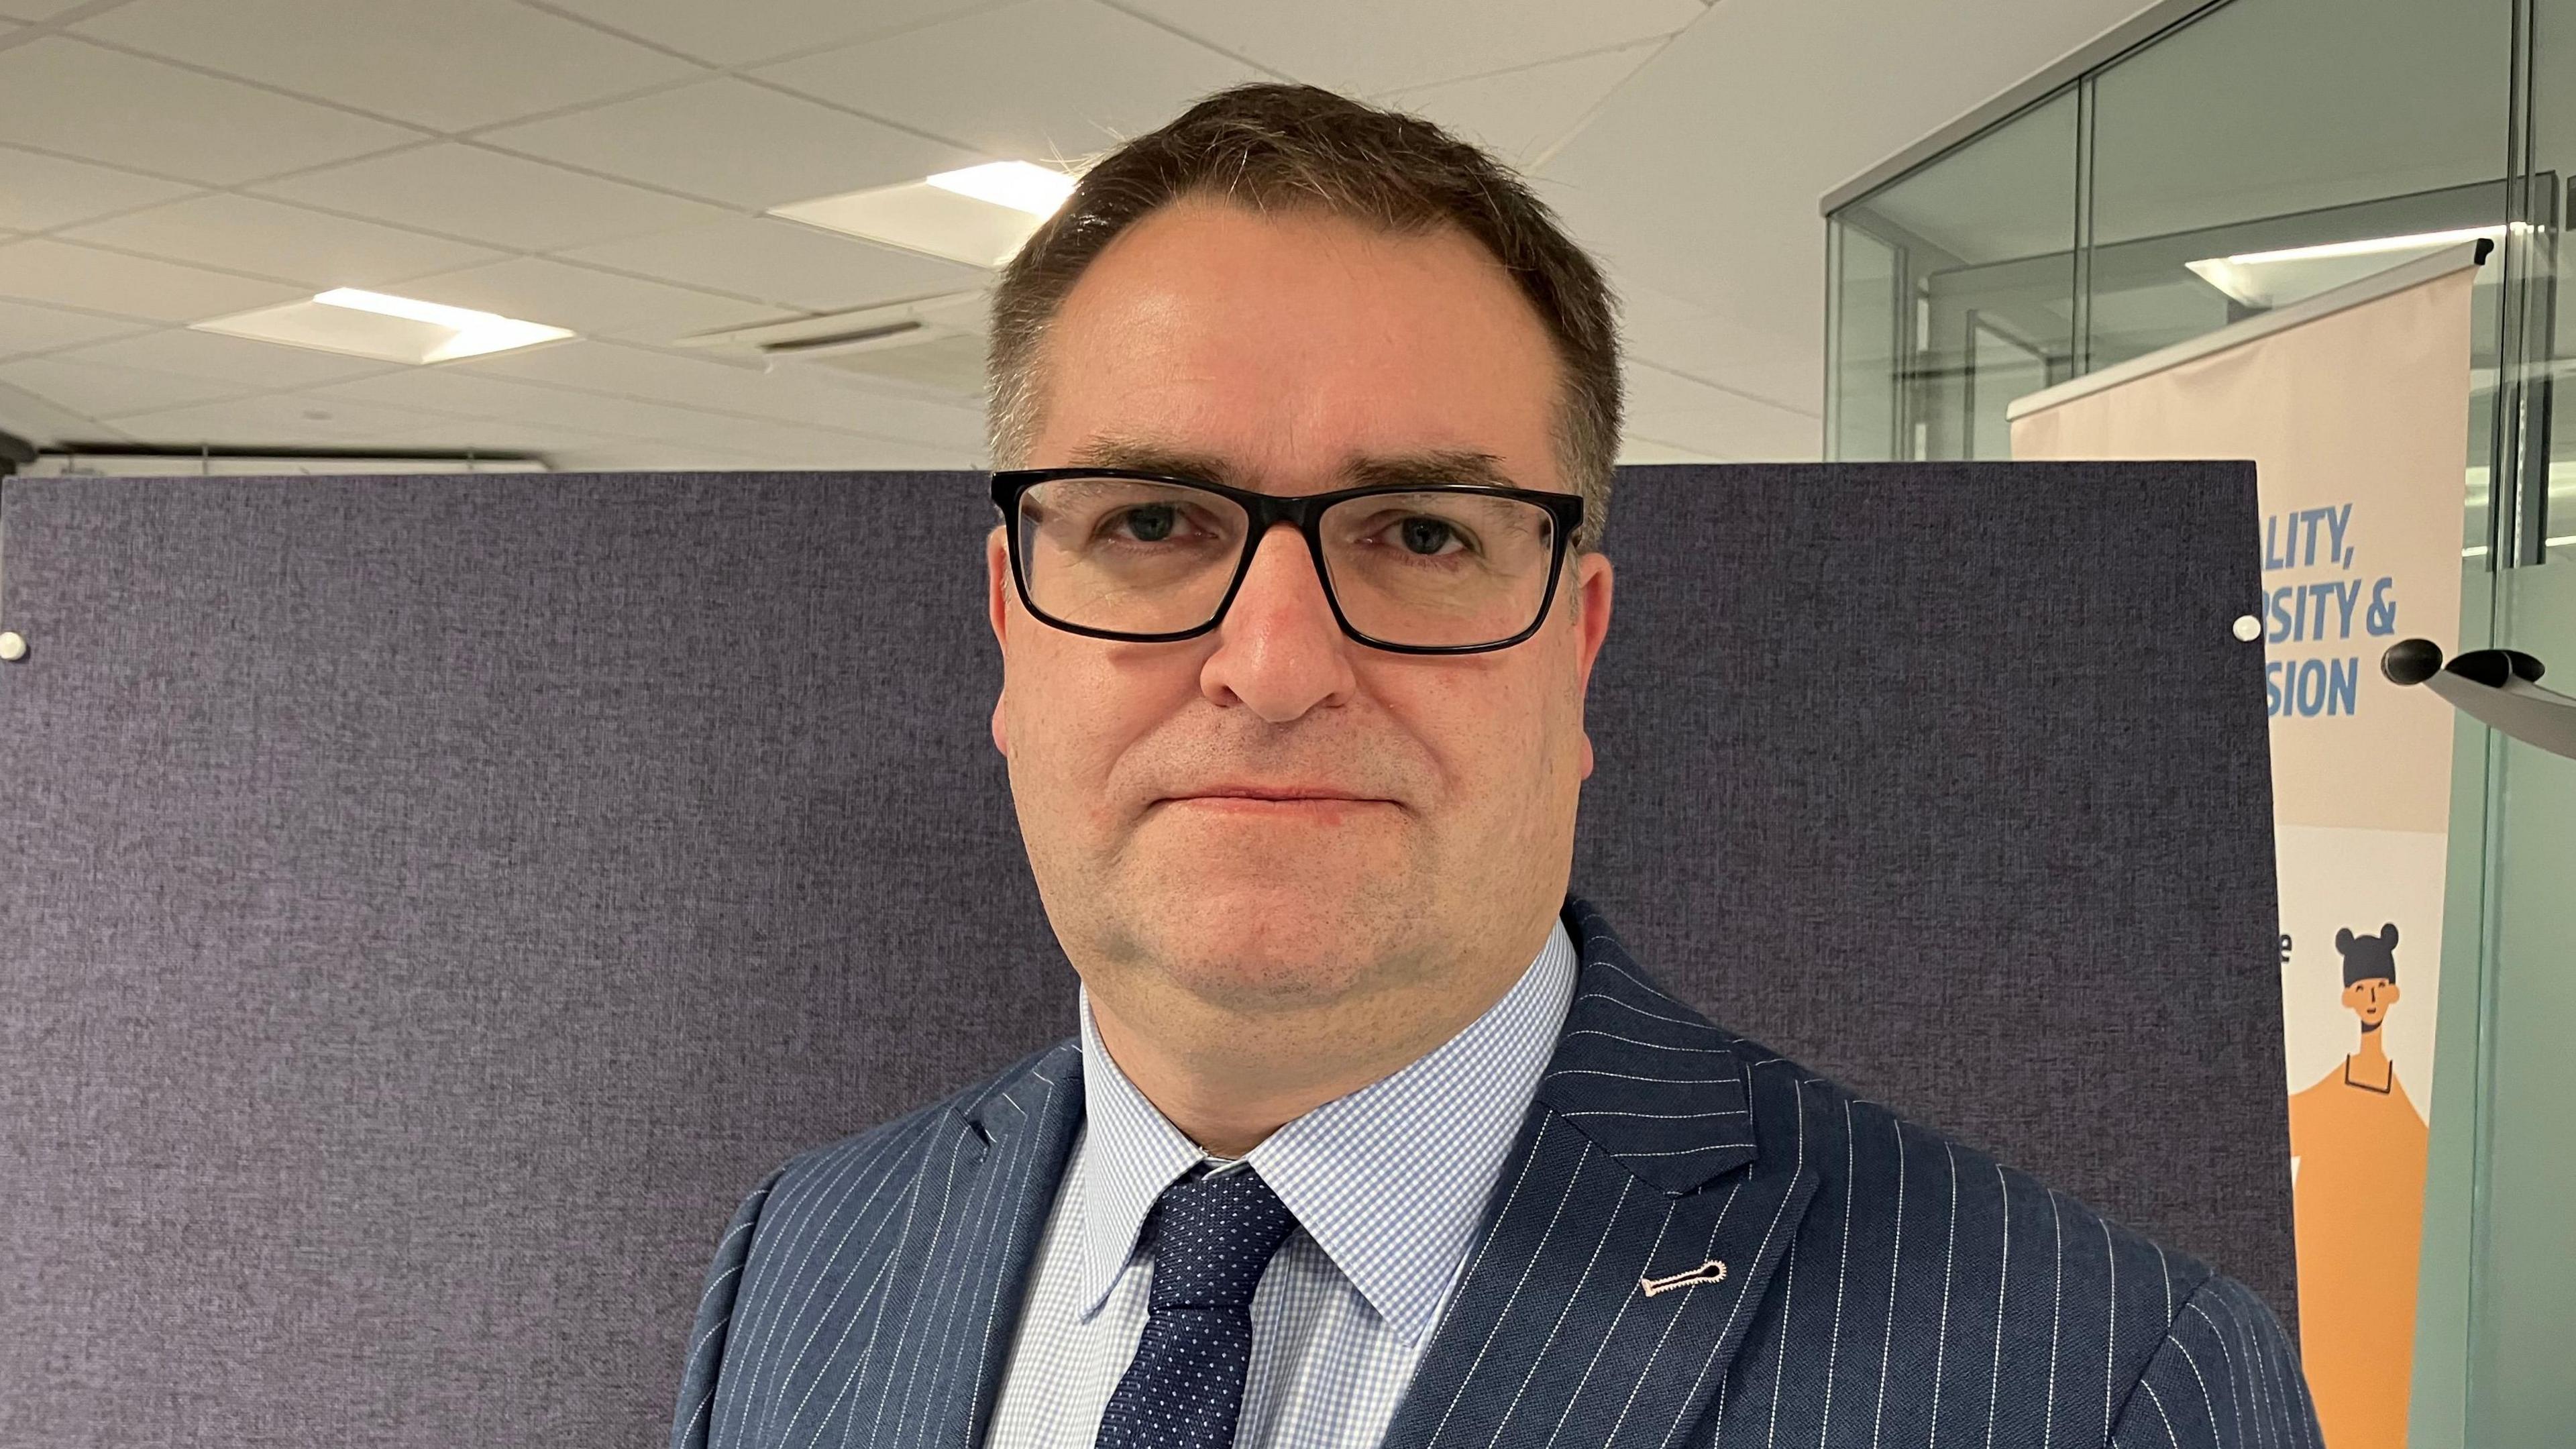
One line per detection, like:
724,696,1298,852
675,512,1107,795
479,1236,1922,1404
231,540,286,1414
1827,1,2569,1443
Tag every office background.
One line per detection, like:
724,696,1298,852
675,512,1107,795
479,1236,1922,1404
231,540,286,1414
1821,2,2571,1441
0,0,2564,1443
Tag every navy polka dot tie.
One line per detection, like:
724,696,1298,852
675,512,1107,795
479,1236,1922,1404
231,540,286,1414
1093,1166,1297,1449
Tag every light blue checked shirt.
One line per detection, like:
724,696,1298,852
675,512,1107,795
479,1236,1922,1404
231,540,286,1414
983,919,1578,1448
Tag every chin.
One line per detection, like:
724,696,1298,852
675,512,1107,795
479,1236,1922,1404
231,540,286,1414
1118,870,1430,1012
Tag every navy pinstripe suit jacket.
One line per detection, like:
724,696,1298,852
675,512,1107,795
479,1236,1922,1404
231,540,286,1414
673,899,2322,1449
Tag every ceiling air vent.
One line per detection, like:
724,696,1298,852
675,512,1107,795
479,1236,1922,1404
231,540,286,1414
674,290,989,397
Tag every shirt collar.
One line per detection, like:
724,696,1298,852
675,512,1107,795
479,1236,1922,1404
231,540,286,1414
1073,917,1578,1344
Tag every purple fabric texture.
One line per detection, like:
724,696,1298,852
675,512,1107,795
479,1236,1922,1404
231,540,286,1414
0,463,2286,1447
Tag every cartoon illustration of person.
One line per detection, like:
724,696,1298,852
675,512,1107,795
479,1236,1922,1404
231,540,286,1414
2288,922,2429,1449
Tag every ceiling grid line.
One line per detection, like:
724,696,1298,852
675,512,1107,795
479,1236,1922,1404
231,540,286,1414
35,33,447,150
0,0,133,54
1523,33,1689,174
1089,0,1301,87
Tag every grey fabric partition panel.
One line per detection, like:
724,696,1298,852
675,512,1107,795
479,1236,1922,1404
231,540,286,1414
0,462,2288,1447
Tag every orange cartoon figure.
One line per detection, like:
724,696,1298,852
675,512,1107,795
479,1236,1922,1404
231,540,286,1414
2288,922,2429,1449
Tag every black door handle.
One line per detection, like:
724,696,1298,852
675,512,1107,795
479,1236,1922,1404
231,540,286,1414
2381,639,2576,761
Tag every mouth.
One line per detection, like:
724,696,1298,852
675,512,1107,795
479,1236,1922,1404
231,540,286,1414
1152,785,1402,818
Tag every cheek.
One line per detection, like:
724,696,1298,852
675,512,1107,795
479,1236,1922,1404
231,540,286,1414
1007,636,1193,810
1369,648,1583,811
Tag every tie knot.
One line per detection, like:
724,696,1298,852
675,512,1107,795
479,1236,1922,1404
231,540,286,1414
1143,1166,1297,1311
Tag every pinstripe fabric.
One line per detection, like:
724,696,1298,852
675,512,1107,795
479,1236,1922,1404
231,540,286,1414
672,898,2320,1449
985,922,1578,1448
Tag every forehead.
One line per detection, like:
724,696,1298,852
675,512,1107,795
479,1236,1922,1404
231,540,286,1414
1028,197,1566,491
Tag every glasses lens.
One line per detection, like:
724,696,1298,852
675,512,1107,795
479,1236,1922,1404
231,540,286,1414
1015,476,1250,636
1319,490,1560,648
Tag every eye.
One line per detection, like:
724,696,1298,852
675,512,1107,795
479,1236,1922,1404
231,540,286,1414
1109,504,1181,542
1397,516,1464,555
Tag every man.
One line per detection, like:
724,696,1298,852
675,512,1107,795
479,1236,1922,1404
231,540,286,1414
672,84,2318,1449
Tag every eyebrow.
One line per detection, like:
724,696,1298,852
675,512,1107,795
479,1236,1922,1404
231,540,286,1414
1065,435,1521,491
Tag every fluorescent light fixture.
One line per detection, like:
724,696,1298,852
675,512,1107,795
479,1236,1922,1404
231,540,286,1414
195,288,573,364
771,160,1073,268
2188,224,2518,309
2218,223,2510,268
313,288,572,358
924,160,1074,217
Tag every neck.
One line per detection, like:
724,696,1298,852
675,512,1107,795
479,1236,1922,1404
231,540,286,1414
2349,1027,2392,1086
1084,926,1550,1159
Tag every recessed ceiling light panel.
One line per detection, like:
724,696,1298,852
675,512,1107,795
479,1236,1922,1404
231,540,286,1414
770,160,1074,268
193,288,574,364
924,161,1075,217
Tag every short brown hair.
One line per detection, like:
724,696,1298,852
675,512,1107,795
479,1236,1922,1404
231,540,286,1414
987,83,1621,551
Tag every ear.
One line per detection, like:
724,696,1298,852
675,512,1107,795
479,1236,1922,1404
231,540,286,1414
2337,927,2356,952
1570,551,1615,781
987,525,1011,757
2380,922,2400,948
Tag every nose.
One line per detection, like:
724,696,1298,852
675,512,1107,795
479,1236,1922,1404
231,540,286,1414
1198,523,1358,722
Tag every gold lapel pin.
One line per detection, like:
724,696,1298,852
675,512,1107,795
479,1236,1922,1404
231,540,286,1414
1639,1258,1729,1297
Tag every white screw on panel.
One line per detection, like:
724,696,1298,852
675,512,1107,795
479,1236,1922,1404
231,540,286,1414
2232,615,2261,642
0,631,23,661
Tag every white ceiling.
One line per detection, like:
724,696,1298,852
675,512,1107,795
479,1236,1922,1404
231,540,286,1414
0,0,2163,474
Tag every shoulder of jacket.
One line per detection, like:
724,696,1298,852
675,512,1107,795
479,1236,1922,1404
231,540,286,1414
763,1037,1077,1215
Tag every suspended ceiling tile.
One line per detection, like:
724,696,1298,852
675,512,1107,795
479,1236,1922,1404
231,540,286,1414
104,390,455,445
711,424,974,470
1378,40,1664,172
1621,360,1819,461
740,368,990,448
443,337,983,441
540,0,1005,68
667,411,885,455
0,40,417,186
0,237,304,321
1532,0,2164,463
370,417,637,455
0,146,203,232
250,144,735,254
663,369,989,449
58,193,505,289
315,366,735,441
1116,0,1703,94
755,0,1262,164
478,77,981,211
560,215,986,311
451,339,988,449
75,0,702,133
449,338,808,411
57,327,405,390
0,299,158,360
1615,437,1719,465
1618,276,1817,419
0,354,261,418
0,375,122,443
394,257,783,343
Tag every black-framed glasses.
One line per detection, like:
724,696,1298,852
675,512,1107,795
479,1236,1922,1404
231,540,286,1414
991,468,1584,655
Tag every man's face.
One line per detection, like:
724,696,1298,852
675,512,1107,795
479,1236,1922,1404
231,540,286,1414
2342,977,2400,1028
986,198,1613,1023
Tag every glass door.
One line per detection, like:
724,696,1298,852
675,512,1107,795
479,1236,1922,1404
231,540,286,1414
2461,3,2576,1440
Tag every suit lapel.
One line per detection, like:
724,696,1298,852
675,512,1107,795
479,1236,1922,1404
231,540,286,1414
1380,904,1820,1449
908,1042,1086,1449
